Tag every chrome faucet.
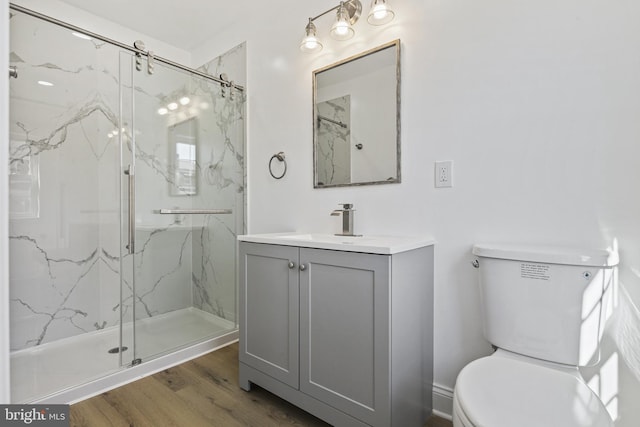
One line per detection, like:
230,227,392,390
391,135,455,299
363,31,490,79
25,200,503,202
331,203,361,236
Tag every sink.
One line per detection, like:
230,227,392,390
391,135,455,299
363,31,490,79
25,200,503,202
238,232,435,254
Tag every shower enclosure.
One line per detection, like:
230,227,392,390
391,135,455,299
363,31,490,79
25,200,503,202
8,6,245,403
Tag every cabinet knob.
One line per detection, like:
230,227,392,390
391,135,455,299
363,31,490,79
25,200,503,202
299,264,307,271
288,261,295,269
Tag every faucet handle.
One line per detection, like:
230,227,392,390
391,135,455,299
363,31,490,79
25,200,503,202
339,203,354,210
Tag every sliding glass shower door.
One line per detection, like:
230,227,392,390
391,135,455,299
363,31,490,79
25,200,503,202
121,53,243,364
9,5,244,402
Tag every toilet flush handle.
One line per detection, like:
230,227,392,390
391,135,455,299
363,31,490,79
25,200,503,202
471,259,480,268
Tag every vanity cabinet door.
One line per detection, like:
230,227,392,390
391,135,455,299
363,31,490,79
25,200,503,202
299,248,391,426
239,242,299,389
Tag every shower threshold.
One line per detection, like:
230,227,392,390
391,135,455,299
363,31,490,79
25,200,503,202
10,307,237,404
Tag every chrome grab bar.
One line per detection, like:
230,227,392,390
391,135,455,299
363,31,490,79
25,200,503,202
125,165,135,254
157,209,233,215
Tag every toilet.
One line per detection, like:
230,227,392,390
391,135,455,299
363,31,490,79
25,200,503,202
453,243,619,427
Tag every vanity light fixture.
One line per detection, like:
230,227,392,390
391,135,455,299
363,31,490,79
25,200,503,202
300,0,395,53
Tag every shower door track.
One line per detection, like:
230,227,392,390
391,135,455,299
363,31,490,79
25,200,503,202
8,3,245,92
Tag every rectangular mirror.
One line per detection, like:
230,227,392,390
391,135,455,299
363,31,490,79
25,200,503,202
168,117,198,196
313,39,400,188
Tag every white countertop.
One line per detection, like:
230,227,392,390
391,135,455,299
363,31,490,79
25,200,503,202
238,232,435,255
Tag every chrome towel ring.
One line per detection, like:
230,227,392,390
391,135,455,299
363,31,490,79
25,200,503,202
269,152,287,179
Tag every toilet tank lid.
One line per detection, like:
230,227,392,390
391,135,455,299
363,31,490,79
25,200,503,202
472,243,619,267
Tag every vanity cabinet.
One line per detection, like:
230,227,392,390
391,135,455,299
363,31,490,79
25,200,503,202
239,240,434,427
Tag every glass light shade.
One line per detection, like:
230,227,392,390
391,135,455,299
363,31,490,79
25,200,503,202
300,19,323,53
300,34,323,53
367,0,395,25
330,3,355,41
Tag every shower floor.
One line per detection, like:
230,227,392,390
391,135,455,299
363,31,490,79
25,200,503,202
10,307,236,403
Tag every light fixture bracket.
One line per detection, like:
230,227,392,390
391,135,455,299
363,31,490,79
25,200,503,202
343,0,362,25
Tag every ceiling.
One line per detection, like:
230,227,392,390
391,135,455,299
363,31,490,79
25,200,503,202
58,0,259,51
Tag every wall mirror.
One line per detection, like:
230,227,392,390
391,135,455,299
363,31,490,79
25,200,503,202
168,117,198,196
313,39,400,188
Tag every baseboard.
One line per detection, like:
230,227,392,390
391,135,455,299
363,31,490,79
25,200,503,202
432,382,454,420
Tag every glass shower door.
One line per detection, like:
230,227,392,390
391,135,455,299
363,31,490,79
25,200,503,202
126,57,243,363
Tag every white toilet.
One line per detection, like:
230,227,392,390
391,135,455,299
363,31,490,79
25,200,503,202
453,243,619,427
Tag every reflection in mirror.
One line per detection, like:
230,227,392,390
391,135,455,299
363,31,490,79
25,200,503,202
313,39,400,188
168,117,198,196
316,95,351,185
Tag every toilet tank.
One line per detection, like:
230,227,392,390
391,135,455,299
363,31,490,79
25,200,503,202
472,243,618,366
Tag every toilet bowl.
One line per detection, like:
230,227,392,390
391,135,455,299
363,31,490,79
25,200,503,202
453,243,618,427
452,350,612,427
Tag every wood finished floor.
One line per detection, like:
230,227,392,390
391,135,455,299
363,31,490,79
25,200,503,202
70,342,452,427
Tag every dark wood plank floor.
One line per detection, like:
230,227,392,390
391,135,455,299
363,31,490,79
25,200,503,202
70,342,452,427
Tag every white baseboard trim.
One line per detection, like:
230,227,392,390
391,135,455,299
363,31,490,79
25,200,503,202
432,382,454,420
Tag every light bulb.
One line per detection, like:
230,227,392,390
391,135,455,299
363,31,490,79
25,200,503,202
330,2,355,41
300,18,323,53
367,0,395,25
158,107,168,115
179,96,190,105
334,21,349,36
167,102,178,111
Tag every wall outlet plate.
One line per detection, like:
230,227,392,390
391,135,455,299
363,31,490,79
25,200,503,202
435,161,453,188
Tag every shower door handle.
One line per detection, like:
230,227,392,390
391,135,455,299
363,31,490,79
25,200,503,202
125,165,135,254
157,208,233,215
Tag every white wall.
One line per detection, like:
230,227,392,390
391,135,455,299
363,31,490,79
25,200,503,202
1,0,11,404
192,0,640,423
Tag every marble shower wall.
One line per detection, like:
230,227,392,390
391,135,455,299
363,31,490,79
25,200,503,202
316,96,351,186
128,44,245,325
8,10,245,351
9,10,122,351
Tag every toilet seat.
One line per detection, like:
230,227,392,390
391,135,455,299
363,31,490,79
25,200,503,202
454,355,613,427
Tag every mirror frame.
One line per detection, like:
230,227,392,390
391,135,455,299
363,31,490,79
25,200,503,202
313,39,401,188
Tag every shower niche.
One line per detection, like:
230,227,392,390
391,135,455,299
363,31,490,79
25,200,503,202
8,6,245,403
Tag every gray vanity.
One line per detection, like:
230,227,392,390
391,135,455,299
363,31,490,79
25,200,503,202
238,233,434,427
